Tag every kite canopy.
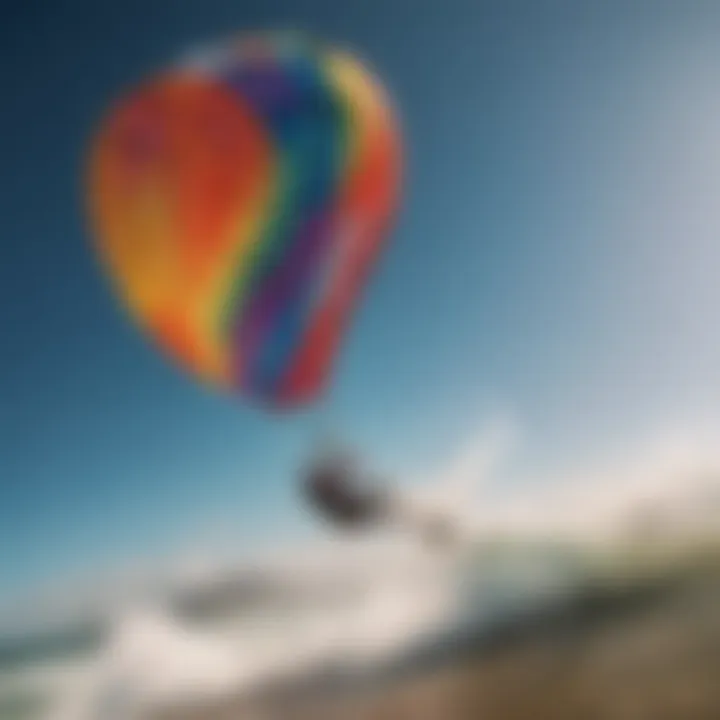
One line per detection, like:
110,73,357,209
87,32,403,409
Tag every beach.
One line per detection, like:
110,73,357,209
153,554,720,720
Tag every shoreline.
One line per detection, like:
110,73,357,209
153,553,720,719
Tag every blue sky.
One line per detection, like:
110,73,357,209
3,0,720,597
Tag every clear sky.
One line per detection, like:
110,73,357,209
3,0,720,598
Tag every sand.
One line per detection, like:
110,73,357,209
153,558,720,720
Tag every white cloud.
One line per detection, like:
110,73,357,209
436,420,720,542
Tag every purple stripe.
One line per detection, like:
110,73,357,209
232,212,335,383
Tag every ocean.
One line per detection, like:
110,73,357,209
0,539,587,720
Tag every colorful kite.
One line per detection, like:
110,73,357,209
87,32,403,409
